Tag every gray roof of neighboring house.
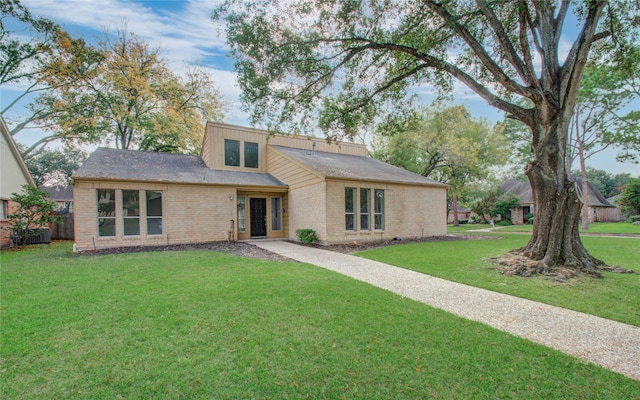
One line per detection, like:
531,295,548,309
501,178,614,207
73,147,286,188
270,145,447,187
40,185,73,201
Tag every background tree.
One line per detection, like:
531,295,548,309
617,178,640,216
45,29,225,154
571,167,631,198
1,0,101,155
568,54,640,231
17,144,87,186
371,104,507,225
4,185,59,246
216,0,638,276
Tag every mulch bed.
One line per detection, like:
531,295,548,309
79,234,498,261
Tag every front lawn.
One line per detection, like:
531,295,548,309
357,235,640,326
2,242,639,398
478,222,640,234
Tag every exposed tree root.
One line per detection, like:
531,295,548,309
487,250,639,282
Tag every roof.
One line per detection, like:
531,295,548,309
1,116,35,189
40,185,73,201
73,148,286,188
270,145,448,187
501,178,614,207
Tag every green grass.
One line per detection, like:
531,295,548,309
2,242,639,398
473,222,640,234
358,235,640,326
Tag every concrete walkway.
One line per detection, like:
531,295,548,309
250,240,640,381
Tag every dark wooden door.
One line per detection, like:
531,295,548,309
250,198,267,237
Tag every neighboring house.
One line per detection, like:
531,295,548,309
0,117,37,247
72,122,448,251
447,207,471,224
500,178,618,225
40,185,74,212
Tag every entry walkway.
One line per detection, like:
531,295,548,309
250,240,640,381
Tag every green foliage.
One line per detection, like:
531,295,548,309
572,167,632,198
491,193,520,222
524,213,534,224
47,29,225,154
371,104,508,196
617,178,640,215
4,185,60,246
295,228,317,245
627,215,640,223
19,144,86,186
470,189,500,224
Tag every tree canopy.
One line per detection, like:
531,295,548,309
215,0,639,276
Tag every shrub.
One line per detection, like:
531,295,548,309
495,220,512,226
295,228,317,245
627,215,640,223
524,213,534,224
4,185,60,246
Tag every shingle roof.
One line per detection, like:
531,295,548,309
73,148,286,188
501,178,614,207
40,185,73,201
270,145,447,187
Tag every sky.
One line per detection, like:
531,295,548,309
4,0,639,177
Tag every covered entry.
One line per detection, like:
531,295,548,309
236,191,288,240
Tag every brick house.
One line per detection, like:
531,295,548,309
72,122,448,251
1,117,36,247
501,178,618,225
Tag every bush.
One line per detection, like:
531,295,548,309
627,215,640,223
524,213,534,224
495,220,512,226
295,228,318,245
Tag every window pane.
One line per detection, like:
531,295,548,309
146,191,162,216
360,188,370,230
244,142,259,168
97,189,115,237
123,190,139,216
124,218,140,235
345,188,355,230
374,189,385,230
225,139,240,166
146,191,162,235
271,197,282,231
98,218,115,236
147,217,163,235
237,196,246,232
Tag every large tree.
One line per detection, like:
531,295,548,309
371,104,507,224
1,0,101,155
45,29,225,154
215,0,638,276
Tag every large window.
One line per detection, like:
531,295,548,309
122,190,140,236
97,189,116,237
224,139,240,166
345,188,355,231
146,191,163,235
244,142,259,168
374,189,385,230
271,197,282,231
360,189,370,230
1,199,8,220
237,196,246,232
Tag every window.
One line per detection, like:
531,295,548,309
146,191,163,235
345,188,355,231
1,200,8,220
237,196,246,232
360,188,370,230
244,142,259,168
97,189,116,237
224,139,240,166
122,190,140,236
374,189,385,230
271,197,282,231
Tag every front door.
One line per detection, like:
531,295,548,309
250,198,267,237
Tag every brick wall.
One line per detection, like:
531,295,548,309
287,181,328,242
73,180,238,251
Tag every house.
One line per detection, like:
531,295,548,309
40,185,74,212
447,206,471,224
72,122,448,251
500,178,618,225
0,117,36,247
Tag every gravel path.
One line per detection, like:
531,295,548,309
251,240,640,381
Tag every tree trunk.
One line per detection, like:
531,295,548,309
517,112,604,277
579,147,589,231
452,196,459,227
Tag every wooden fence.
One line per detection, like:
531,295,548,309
49,212,74,240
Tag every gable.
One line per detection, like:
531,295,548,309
1,117,35,198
